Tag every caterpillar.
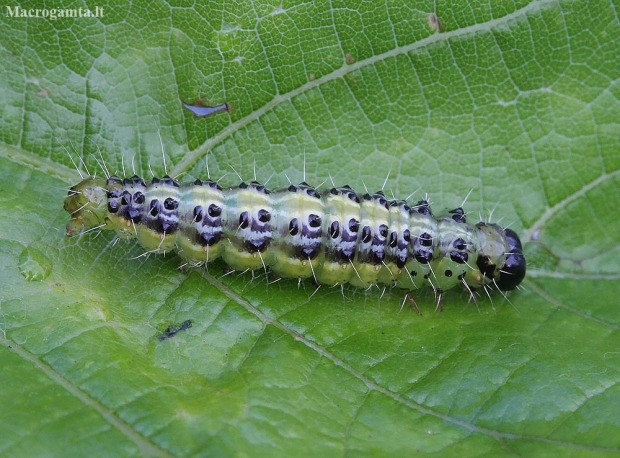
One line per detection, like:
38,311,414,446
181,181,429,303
63,173,526,303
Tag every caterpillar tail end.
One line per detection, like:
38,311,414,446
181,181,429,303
497,228,526,291
63,177,109,237
65,217,84,237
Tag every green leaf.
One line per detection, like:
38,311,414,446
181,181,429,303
1,0,619,456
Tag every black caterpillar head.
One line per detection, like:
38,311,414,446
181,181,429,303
496,228,526,291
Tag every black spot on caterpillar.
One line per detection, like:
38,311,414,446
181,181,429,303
63,174,526,304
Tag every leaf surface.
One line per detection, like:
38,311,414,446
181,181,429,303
1,0,619,456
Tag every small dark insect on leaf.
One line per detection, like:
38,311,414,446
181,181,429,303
182,100,230,117
157,319,193,341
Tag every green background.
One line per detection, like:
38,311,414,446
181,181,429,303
1,0,619,456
